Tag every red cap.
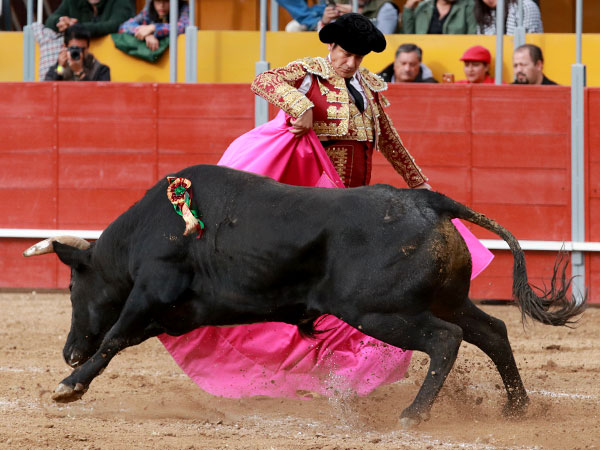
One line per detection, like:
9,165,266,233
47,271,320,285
460,45,491,64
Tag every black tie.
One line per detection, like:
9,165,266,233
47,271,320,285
345,78,365,113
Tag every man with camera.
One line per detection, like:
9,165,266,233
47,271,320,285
44,24,111,81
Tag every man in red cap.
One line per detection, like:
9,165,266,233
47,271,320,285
251,13,430,189
456,45,494,84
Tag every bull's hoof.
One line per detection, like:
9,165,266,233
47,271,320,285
51,383,87,403
400,411,430,429
502,397,529,419
400,416,420,429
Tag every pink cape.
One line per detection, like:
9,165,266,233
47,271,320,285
159,111,494,398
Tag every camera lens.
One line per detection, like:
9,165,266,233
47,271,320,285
69,46,82,61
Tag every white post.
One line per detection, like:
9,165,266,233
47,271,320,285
255,0,270,127
37,0,43,23
513,0,525,48
494,0,505,84
23,0,35,81
169,0,179,82
185,0,197,83
270,0,279,31
571,0,586,298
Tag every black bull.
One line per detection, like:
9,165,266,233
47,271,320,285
24,164,585,428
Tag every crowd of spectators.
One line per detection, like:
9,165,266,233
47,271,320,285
278,0,543,36
36,0,189,81
377,41,554,85
275,1,554,84
36,0,555,86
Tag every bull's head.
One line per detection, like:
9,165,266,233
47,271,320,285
24,237,123,368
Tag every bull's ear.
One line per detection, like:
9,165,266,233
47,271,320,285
53,241,92,269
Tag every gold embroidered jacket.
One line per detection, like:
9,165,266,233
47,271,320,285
251,56,428,188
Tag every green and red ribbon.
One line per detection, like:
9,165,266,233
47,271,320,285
166,176,204,238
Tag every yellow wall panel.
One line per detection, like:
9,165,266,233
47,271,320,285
0,33,25,82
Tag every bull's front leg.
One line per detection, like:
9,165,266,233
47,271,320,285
53,295,160,403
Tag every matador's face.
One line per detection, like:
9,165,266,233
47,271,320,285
328,44,364,79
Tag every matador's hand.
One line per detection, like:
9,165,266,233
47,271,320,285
289,108,313,137
413,182,432,190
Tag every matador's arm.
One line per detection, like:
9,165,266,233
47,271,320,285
251,61,315,118
375,99,428,188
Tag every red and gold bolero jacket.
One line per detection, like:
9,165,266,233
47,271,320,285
251,56,428,188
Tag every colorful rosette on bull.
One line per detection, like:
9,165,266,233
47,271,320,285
166,176,204,238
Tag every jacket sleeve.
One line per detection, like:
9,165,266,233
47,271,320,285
82,0,136,37
44,64,62,81
375,100,428,188
118,11,144,35
251,62,314,118
465,0,477,34
177,4,190,34
375,3,399,34
45,0,71,31
95,65,111,81
401,6,416,34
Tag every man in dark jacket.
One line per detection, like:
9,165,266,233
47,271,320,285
378,43,437,83
45,0,135,38
45,24,110,81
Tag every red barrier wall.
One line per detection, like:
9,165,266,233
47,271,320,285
377,84,579,301
1,82,597,303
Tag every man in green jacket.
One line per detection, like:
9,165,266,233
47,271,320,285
402,0,476,34
45,0,135,38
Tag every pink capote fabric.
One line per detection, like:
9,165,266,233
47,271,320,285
159,110,494,398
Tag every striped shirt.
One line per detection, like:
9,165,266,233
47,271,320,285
477,0,543,35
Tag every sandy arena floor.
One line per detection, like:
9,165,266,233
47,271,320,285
0,291,598,450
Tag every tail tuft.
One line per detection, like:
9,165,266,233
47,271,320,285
436,191,589,327
514,251,587,327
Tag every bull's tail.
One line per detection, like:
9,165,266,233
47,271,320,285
436,193,587,326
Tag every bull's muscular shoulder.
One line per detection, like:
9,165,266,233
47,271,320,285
359,67,387,93
294,56,334,79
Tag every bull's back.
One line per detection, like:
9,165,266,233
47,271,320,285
101,165,468,307
121,165,454,265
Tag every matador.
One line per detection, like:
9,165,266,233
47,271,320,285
251,12,430,189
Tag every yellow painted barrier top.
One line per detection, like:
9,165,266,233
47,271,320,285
1,31,599,86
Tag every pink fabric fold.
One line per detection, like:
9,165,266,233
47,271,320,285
159,110,493,398
217,110,345,189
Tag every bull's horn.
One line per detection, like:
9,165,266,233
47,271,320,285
23,236,91,257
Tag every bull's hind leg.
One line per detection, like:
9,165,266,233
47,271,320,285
439,300,529,417
356,311,463,428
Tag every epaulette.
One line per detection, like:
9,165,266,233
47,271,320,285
359,68,388,93
292,57,333,79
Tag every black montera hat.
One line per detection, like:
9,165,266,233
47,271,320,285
319,13,386,56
